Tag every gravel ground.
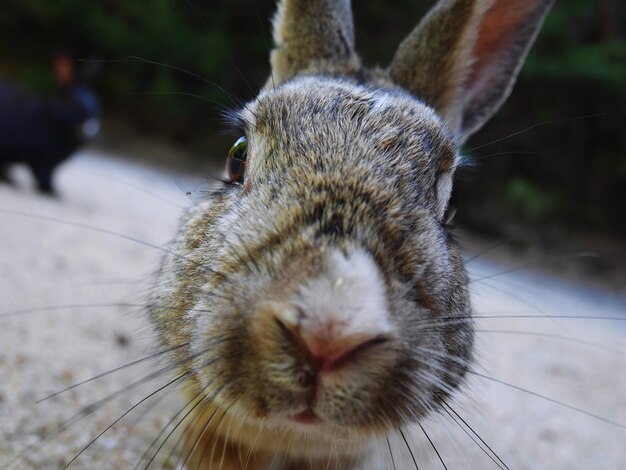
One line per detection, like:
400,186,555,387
0,150,625,469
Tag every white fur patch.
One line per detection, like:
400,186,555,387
436,171,454,220
295,248,393,342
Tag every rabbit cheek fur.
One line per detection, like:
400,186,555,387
150,78,473,465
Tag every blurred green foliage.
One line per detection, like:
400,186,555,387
525,0,626,88
0,0,624,235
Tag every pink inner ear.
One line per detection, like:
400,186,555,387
467,0,542,92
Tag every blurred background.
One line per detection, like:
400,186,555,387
0,0,624,240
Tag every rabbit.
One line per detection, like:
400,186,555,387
147,0,556,468
0,52,100,194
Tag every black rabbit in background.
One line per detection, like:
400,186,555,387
0,52,100,194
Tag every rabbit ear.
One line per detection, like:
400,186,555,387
388,0,555,142
269,0,360,86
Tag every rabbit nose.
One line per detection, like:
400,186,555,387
276,316,391,373
300,327,389,372
278,247,395,371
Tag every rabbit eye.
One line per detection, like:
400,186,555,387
227,136,247,182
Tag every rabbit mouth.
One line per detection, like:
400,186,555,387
290,408,320,424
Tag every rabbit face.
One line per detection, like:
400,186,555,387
150,0,555,464
151,77,473,446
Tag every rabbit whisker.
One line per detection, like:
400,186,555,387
469,251,598,284
38,342,190,403
386,436,397,470
0,208,230,279
473,313,626,321
181,0,257,99
62,371,190,469
414,370,462,399
249,0,275,91
121,389,173,445
216,405,236,470
323,430,336,470
475,276,547,303
429,411,477,470
243,419,267,470
470,280,560,327
129,91,234,115
235,409,255,469
137,368,239,470
463,238,512,265
468,370,626,429
84,170,188,210
399,427,420,470
0,300,234,319
281,429,297,469
416,314,626,334
33,339,230,460
477,329,626,356
126,56,245,110
468,150,548,162
442,402,509,470
136,380,210,470
177,398,234,469
464,113,606,152
76,56,245,112
417,421,448,470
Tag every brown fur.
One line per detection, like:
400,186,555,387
149,1,554,468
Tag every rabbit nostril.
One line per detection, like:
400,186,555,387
364,336,389,347
295,369,316,388
297,328,391,372
273,313,394,374
319,335,391,371
274,317,290,334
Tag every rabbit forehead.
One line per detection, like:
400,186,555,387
245,76,450,139
241,76,458,175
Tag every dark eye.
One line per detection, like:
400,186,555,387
226,136,248,182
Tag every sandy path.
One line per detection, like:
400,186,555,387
0,151,624,469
